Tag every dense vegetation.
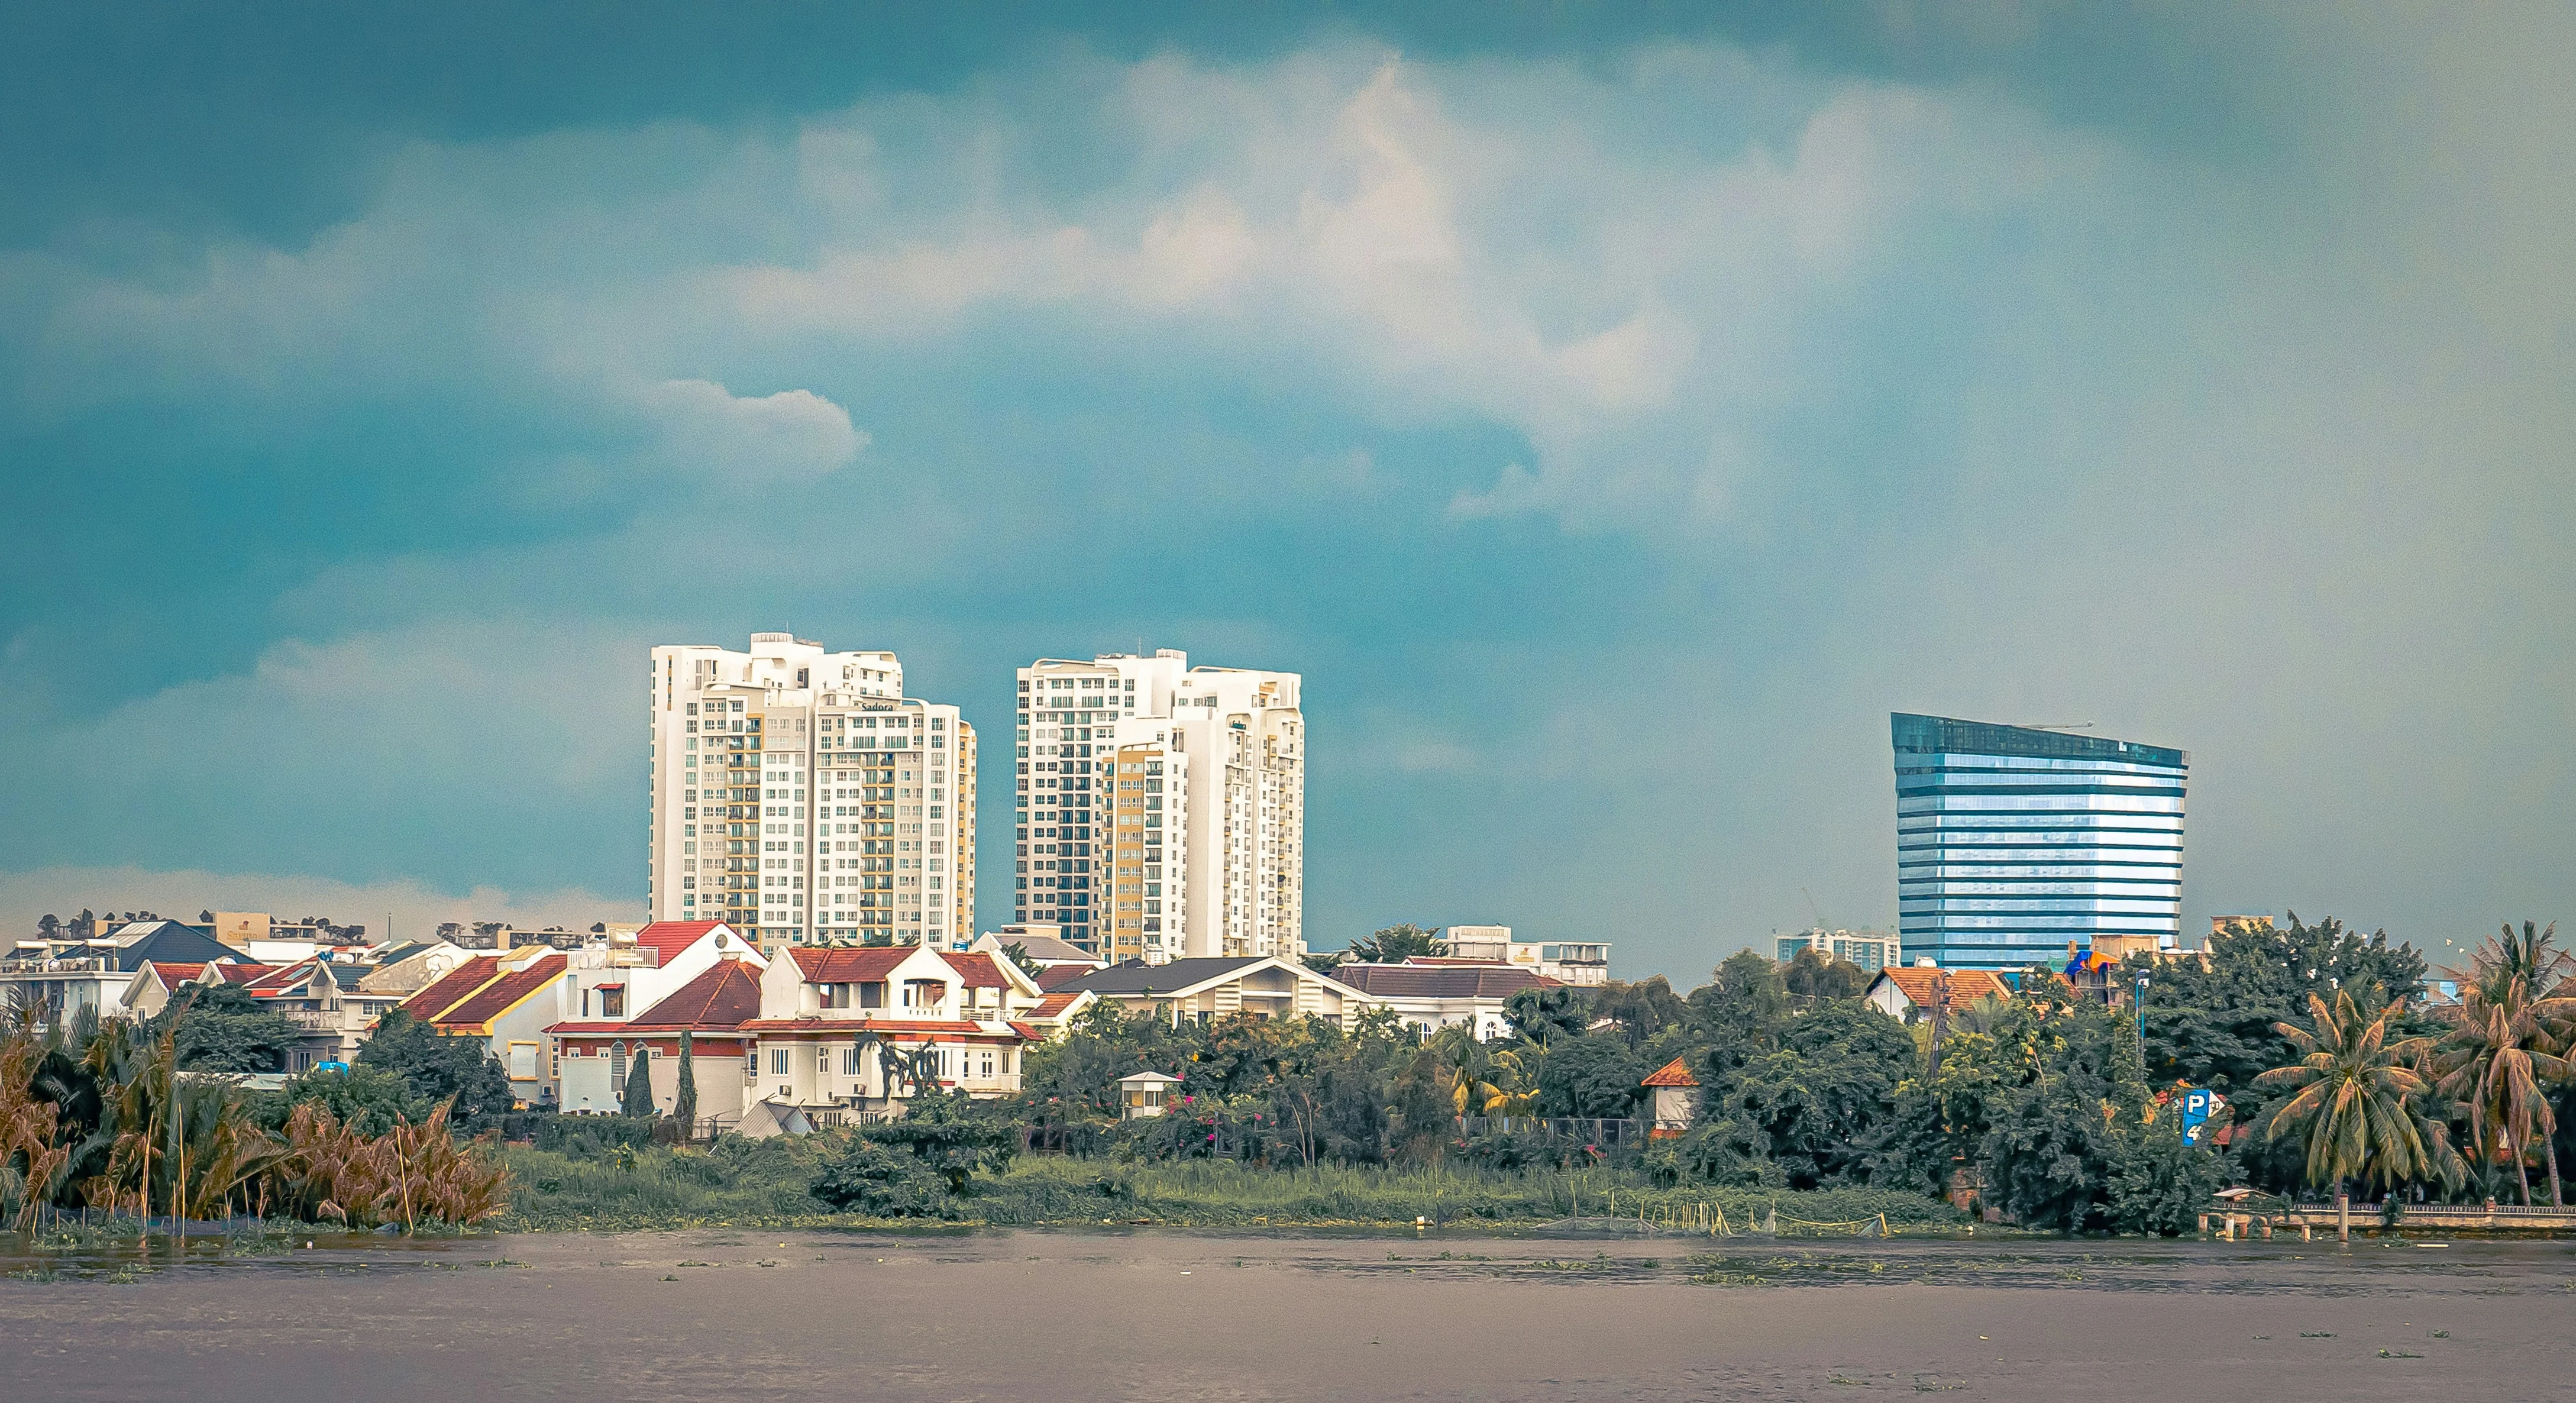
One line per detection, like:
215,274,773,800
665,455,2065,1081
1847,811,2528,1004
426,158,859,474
0,1005,508,1231
15,913,2568,1237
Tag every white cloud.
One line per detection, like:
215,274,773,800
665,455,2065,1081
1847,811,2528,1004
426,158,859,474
636,377,866,483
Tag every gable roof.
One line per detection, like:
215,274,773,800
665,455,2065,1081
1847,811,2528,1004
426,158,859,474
431,953,568,1031
1058,956,1267,996
208,962,280,985
1641,1056,1701,1088
1035,963,1097,991
1029,990,1090,1021
399,955,505,1021
947,951,1016,990
978,932,1095,965
1330,963,1556,1000
632,920,729,962
137,961,207,985
1869,966,2012,1010
788,947,916,982
628,959,764,1032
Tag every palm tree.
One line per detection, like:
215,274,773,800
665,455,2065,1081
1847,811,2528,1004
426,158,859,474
2433,922,2575,1205
2257,989,2462,1202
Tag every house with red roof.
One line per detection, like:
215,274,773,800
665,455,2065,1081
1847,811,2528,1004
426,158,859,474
734,944,1046,1134
1864,966,2013,1024
558,920,765,1027
548,954,768,1128
396,947,576,1103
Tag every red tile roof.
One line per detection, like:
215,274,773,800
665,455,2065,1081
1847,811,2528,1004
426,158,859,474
431,954,567,1030
1036,964,1095,991
1030,991,1087,1020
1872,966,2012,1010
1641,1056,1700,1088
140,961,206,984
542,1019,631,1036
632,920,728,961
627,959,764,1032
788,948,913,982
399,955,503,1021
948,951,1014,990
209,963,280,985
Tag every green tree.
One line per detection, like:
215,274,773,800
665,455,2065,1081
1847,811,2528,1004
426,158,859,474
1531,1035,1646,1118
1727,1003,1918,1188
1503,986,1589,1047
1782,946,1868,1001
152,984,302,1074
998,942,1045,978
673,1033,699,1136
809,1137,949,1215
267,1064,419,1136
620,1045,657,1118
2433,922,2574,1205
356,1009,514,1124
1344,923,1448,965
1589,977,1689,1051
2257,989,2462,1202
866,1090,1018,1192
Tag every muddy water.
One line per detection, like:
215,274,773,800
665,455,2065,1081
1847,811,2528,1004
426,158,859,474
6,1227,2574,1400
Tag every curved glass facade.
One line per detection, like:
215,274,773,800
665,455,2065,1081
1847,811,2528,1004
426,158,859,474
1892,713,2186,971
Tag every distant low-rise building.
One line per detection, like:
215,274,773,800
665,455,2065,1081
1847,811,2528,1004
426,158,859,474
1773,927,1901,972
1054,956,1371,1030
1440,925,1609,987
2,920,235,1029
1328,960,1560,1040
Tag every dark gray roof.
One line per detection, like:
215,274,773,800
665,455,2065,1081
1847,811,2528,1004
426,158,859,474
103,922,235,972
1331,964,1554,999
1056,957,1268,995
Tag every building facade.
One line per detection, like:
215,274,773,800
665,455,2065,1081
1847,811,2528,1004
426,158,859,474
649,634,975,952
1014,651,1303,963
1774,927,1902,972
1892,713,2187,971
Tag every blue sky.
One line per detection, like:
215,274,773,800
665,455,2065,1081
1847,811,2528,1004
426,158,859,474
4,4,2571,977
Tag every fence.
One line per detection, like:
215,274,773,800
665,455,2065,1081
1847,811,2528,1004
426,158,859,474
1457,1116,1644,1148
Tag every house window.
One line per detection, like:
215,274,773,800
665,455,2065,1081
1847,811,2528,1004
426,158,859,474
842,1046,865,1077
771,1048,790,1076
609,1042,627,1092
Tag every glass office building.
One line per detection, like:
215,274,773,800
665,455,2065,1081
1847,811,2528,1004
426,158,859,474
1892,713,2186,971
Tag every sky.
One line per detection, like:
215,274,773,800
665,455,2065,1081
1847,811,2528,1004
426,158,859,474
3,3,2571,980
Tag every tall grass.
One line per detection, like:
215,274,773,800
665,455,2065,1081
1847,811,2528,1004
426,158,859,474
494,1139,1964,1233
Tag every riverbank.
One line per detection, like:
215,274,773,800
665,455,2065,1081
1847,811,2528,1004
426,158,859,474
492,1143,1967,1232
8,1226,2572,1401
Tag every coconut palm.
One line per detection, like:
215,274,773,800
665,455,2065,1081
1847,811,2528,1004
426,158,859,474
2257,988,2463,1201
2432,922,2576,1206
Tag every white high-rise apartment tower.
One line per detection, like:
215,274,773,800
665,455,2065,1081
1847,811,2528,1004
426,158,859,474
649,633,976,952
1013,650,1303,964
